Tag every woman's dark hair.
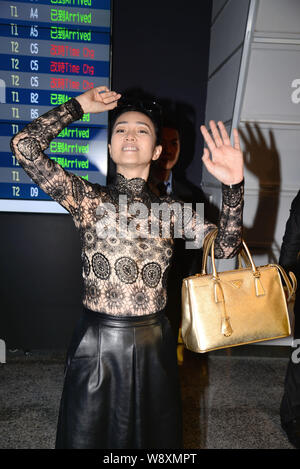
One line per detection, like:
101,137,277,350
109,96,162,145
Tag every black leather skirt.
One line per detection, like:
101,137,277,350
55,307,182,449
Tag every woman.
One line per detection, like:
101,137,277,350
10,86,244,449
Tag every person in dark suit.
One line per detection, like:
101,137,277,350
280,190,300,448
149,123,180,196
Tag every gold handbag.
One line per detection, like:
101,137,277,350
181,229,297,353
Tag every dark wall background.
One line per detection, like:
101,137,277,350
110,0,212,185
0,0,212,350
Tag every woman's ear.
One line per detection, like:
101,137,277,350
108,143,111,156
152,145,162,161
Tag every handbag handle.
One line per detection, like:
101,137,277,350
273,263,297,303
238,250,251,269
201,228,218,274
201,229,297,301
236,248,297,301
202,229,251,270
201,229,258,275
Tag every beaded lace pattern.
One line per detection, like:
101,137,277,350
10,99,244,316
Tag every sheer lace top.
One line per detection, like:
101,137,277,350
10,99,244,316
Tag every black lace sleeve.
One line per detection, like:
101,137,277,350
10,99,101,227
204,180,244,258
170,180,243,258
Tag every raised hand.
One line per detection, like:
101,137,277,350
200,121,244,186
75,86,121,114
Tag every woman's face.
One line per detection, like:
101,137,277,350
108,111,162,170
156,127,180,171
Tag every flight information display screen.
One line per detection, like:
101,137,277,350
0,0,112,213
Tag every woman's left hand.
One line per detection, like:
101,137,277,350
75,86,121,114
200,121,244,185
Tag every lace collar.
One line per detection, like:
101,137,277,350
114,173,147,196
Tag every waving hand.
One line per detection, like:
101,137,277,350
200,121,244,186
